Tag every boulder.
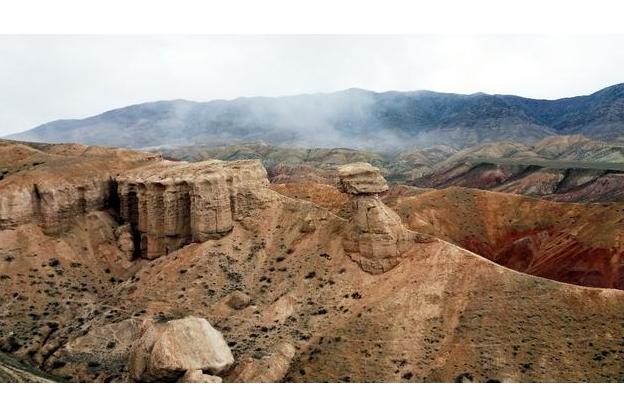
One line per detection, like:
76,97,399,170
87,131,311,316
227,342,295,383
128,316,234,382
178,370,222,383
226,291,252,310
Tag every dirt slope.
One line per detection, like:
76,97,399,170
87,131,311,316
1,139,624,382
388,187,624,289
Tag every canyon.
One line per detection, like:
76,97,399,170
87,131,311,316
1,139,624,382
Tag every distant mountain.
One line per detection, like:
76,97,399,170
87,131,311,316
9,83,624,150
158,134,624,186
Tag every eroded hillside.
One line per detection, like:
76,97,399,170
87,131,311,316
1,140,624,382
388,187,624,289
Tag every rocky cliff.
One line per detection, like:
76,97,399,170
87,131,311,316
3,139,624,383
1,140,270,261
115,159,269,259
0,141,160,234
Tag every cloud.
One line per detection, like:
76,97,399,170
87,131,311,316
1,35,624,135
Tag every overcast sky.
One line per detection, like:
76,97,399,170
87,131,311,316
1,35,624,135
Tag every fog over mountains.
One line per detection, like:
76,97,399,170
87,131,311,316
9,83,624,150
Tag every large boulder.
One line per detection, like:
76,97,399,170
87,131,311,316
128,316,234,382
226,342,295,383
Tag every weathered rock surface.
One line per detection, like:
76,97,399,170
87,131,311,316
389,186,624,289
1,140,270,262
338,162,429,274
114,224,135,261
225,291,252,310
337,162,389,195
116,159,269,259
128,316,234,382
343,195,422,274
0,141,158,234
227,342,295,383
178,370,222,383
4,139,624,384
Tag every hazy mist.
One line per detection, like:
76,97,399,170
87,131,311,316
2,35,624,135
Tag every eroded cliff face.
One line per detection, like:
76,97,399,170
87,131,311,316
1,141,271,262
115,159,269,259
0,141,160,235
337,163,430,274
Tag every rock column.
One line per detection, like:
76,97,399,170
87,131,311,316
338,162,425,274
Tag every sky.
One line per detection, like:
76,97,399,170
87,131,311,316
1,34,624,135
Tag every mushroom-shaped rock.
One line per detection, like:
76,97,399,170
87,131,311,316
337,162,388,195
337,163,431,274
128,316,234,382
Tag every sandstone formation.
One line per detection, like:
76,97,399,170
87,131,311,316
115,159,269,259
227,342,295,383
1,140,271,262
128,316,233,382
0,141,159,234
178,369,222,383
337,162,389,194
3,139,624,384
114,224,136,261
337,162,428,274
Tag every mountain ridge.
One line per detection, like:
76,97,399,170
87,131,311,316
9,83,624,150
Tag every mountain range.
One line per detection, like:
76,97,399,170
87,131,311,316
8,83,624,150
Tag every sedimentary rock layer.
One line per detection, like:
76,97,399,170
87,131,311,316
0,141,159,234
337,162,389,194
337,162,428,274
116,159,269,259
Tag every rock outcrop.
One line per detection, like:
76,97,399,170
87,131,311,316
338,163,428,274
128,316,234,382
116,159,269,259
337,162,389,194
0,141,159,234
227,342,295,383
178,369,222,383
114,224,135,261
1,140,270,261
225,291,252,310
